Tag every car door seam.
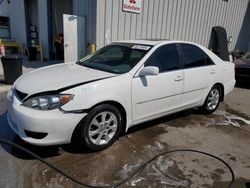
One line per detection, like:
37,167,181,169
136,87,206,105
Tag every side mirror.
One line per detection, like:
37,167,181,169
139,66,159,76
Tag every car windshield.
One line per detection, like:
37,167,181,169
77,43,152,74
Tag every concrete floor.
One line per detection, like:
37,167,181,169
0,81,250,188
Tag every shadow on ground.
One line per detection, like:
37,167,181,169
0,108,194,161
235,78,250,90
1,99,250,187
0,112,60,159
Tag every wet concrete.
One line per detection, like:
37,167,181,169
0,87,250,188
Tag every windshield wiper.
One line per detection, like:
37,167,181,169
76,62,121,74
76,61,83,65
76,61,95,69
82,63,96,69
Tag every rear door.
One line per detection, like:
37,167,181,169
132,44,184,122
180,44,216,107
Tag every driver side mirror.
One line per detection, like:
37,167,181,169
139,66,159,76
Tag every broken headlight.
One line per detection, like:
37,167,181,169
23,94,74,110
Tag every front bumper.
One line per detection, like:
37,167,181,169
7,90,86,146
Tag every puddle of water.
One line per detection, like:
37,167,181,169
149,162,189,187
212,110,250,127
154,140,165,150
117,160,143,179
118,140,190,187
43,173,66,188
142,140,166,157
155,156,174,172
191,110,250,128
120,154,189,187
130,177,146,186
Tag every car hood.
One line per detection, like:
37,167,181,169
14,63,116,95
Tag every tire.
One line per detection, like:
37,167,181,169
80,104,123,151
201,86,221,114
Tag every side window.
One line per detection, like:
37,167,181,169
145,44,180,73
181,44,214,68
205,54,215,65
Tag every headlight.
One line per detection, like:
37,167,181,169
23,94,74,110
7,88,13,101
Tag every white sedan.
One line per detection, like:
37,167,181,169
7,40,235,151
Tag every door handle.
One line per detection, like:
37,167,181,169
64,43,69,47
174,75,183,81
209,69,216,74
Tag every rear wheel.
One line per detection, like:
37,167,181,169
201,86,221,114
80,104,123,151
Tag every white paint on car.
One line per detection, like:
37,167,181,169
7,40,236,146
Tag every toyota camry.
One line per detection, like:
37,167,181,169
7,40,235,151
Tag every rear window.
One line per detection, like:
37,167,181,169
181,44,214,68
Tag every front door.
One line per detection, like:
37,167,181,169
132,44,184,122
63,14,86,63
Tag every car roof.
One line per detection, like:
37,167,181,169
113,39,202,47
114,39,170,46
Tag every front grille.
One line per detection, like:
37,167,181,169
15,89,28,101
24,130,48,139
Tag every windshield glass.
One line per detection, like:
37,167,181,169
78,43,152,74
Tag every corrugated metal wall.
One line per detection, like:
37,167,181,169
235,1,250,51
73,0,97,45
96,0,249,50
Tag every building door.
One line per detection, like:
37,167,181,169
51,0,73,60
63,14,86,63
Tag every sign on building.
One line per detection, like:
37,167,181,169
122,0,142,14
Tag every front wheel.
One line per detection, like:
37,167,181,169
80,104,123,151
201,86,221,114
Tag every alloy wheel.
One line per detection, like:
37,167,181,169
207,88,220,111
88,111,118,145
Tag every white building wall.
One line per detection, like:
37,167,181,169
96,0,249,51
